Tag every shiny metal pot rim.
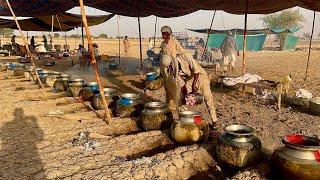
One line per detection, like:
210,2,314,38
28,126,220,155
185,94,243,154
144,101,166,109
282,135,320,151
225,124,254,137
87,82,98,86
68,82,84,87
310,97,320,105
121,93,139,100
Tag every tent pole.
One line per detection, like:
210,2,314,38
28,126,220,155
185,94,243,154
304,11,316,81
55,14,68,51
153,16,157,49
117,15,120,65
242,0,248,76
81,21,84,47
202,10,216,62
79,0,112,123
5,0,44,89
138,11,143,71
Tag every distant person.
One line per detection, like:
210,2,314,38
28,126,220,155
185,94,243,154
11,35,16,45
148,37,155,51
92,43,100,59
220,30,239,73
30,36,35,50
123,36,130,56
197,38,205,48
42,35,49,51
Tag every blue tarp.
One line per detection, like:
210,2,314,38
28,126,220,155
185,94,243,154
207,34,267,51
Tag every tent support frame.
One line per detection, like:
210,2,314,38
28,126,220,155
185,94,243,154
242,0,248,76
304,11,316,81
5,0,44,89
79,0,112,123
138,10,143,71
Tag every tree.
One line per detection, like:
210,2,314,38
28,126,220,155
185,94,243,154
53,33,60,38
262,10,304,50
98,33,108,38
0,28,14,38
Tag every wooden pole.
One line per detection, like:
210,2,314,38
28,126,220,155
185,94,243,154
55,14,68,50
202,10,217,62
304,11,316,81
81,21,84,47
138,11,143,71
242,0,248,76
79,0,112,123
117,15,121,65
5,0,44,89
153,16,157,49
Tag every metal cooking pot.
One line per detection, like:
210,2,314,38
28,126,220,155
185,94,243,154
146,72,159,81
216,124,262,168
87,82,99,93
179,111,202,124
119,93,139,106
271,135,320,179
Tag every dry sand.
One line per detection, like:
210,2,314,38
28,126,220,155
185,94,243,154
0,38,319,179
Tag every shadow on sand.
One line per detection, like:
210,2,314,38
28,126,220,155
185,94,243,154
0,108,45,179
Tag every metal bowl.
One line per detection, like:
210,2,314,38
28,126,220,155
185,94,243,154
87,82,99,93
225,124,254,137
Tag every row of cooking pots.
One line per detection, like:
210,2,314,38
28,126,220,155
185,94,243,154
20,66,320,179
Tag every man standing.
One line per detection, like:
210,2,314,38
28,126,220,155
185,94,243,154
220,31,239,73
161,53,220,130
159,26,185,111
123,36,130,56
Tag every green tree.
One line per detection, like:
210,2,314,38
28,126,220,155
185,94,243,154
0,28,14,38
98,33,108,38
262,10,304,50
53,33,60,38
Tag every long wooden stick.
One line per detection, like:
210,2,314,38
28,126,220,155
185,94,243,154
55,15,68,49
79,0,112,123
138,11,143,71
202,10,217,62
153,16,157,49
5,0,44,89
117,15,121,65
242,0,248,76
304,11,316,81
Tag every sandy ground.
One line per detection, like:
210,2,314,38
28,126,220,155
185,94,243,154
0,38,320,179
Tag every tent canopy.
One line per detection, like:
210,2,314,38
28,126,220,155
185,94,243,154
188,28,300,35
0,1,319,17
0,13,115,31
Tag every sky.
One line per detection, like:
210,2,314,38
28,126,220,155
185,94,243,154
10,6,320,38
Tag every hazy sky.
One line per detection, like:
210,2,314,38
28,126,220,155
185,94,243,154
11,6,320,38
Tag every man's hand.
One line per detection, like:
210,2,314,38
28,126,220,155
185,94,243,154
237,51,240,56
192,73,200,93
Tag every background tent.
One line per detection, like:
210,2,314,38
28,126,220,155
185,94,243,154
0,1,320,17
189,28,300,51
0,13,115,31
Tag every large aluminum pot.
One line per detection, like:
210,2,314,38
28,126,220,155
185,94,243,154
91,88,116,110
46,72,61,87
53,74,71,92
116,93,142,117
38,71,53,85
271,135,320,180
216,124,262,168
141,102,172,130
66,82,85,97
171,111,209,144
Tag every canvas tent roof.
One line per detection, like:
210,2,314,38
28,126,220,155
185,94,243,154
0,13,115,31
0,1,319,17
188,27,300,35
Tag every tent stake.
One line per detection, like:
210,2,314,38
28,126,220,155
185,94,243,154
79,0,112,123
138,11,143,71
117,15,121,65
242,0,248,76
5,0,44,89
304,11,316,81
